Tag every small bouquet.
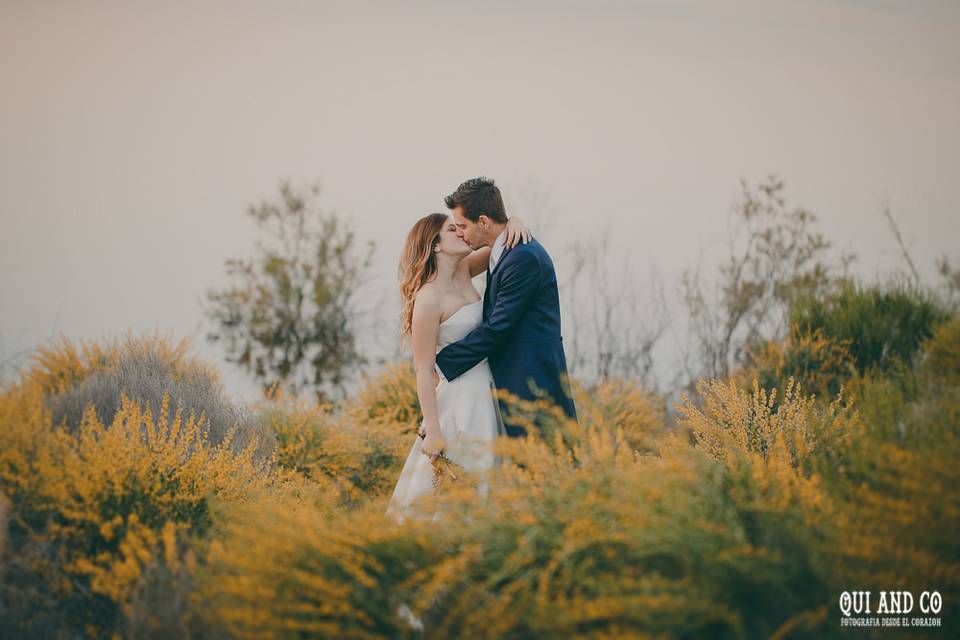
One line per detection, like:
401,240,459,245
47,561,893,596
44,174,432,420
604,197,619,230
418,426,463,490
430,452,463,490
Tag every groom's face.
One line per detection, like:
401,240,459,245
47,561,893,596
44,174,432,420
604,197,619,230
450,206,487,250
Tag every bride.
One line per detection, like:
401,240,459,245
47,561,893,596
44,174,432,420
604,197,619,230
385,212,530,523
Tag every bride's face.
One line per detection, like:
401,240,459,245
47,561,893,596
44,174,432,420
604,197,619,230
435,217,471,257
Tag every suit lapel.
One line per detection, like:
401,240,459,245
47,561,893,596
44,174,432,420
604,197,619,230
483,265,492,318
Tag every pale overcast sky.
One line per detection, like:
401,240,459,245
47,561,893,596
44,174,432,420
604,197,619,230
2,0,958,399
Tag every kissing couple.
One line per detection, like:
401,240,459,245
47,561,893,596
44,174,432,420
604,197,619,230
386,177,578,523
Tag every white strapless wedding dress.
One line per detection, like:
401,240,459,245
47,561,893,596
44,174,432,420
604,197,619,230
386,300,505,524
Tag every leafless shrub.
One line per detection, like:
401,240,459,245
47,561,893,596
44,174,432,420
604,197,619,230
677,175,852,382
562,230,667,387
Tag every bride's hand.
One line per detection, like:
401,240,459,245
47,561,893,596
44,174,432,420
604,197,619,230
420,428,446,462
504,216,532,248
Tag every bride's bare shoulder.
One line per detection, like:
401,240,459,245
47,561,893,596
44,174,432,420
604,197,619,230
412,284,442,316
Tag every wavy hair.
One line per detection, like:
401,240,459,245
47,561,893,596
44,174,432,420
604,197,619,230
398,213,449,341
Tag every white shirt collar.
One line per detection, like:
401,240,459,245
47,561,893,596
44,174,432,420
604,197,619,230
490,228,508,270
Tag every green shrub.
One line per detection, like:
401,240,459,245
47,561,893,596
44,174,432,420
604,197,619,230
789,279,951,377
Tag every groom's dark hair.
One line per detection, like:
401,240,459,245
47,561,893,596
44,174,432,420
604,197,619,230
444,177,508,223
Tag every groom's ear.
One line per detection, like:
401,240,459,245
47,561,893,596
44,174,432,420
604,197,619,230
477,214,490,229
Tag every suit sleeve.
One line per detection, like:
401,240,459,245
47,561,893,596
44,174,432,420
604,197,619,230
436,249,541,382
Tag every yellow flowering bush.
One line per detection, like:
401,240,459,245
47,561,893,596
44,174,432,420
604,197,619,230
197,420,726,638
196,376,853,638
196,494,447,639
572,377,667,455
345,361,421,432
259,390,407,507
415,433,761,638
2,310,956,638
681,377,859,475
737,327,857,401
675,379,858,636
0,339,274,637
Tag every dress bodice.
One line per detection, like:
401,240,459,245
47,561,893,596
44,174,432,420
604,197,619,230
437,300,482,349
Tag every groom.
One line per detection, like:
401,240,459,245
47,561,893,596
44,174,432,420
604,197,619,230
435,177,578,437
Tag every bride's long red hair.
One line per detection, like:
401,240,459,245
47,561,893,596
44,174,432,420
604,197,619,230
399,213,449,341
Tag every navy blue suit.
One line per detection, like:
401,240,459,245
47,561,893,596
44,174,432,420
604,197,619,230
436,239,577,437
